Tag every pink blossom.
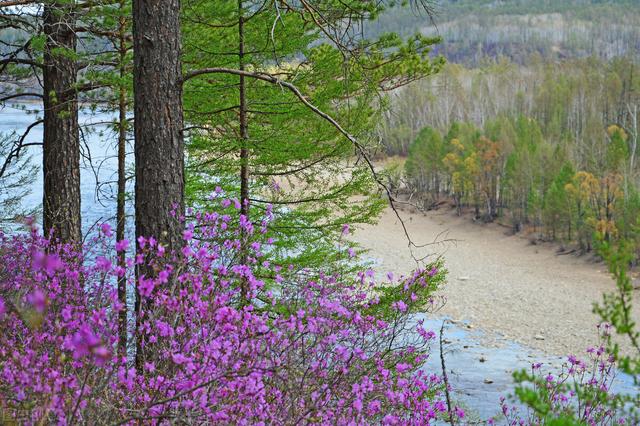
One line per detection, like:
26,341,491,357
137,236,147,249
138,276,155,297
115,239,129,252
95,256,112,272
100,222,112,237
27,289,47,313
392,300,407,312
172,353,190,365
0,207,451,424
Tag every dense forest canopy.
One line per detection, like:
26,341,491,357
371,1,640,261
384,56,640,259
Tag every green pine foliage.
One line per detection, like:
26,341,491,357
181,0,444,271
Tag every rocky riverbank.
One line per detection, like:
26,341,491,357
353,206,640,357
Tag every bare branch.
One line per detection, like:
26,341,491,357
0,92,42,102
183,66,420,250
0,119,43,178
0,0,36,7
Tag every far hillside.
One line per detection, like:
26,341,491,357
367,0,640,64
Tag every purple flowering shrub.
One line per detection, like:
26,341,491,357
0,204,457,424
495,325,639,425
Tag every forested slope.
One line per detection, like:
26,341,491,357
368,0,640,64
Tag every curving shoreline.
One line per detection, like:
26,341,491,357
353,207,640,357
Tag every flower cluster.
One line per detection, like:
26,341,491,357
0,202,456,424
495,325,638,425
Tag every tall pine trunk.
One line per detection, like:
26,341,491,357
238,0,249,300
42,2,81,243
116,0,128,359
133,0,184,251
133,0,185,368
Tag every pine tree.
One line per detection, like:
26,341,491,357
543,162,575,241
181,0,444,271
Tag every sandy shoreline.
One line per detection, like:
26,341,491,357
353,207,640,357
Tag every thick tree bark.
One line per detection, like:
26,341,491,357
132,0,184,368
133,0,184,252
42,2,81,243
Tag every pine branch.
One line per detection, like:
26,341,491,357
183,66,422,250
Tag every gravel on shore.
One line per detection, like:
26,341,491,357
352,207,640,357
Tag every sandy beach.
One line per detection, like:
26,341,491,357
353,207,640,357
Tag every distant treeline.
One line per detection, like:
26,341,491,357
382,56,640,256
367,0,640,65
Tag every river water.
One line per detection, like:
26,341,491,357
0,103,132,233
0,104,637,420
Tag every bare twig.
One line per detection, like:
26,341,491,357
182,66,432,259
0,118,43,178
440,320,455,425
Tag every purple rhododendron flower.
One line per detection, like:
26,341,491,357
0,202,457,424
115,239,129,252
100,222,112,237
96,256,112,272
393,300,408,312
137,235,146,249
27,289,47,313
